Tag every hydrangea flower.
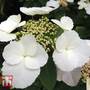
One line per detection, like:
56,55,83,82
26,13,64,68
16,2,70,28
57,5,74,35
53,30,90,71
52,16,90,71
51,16,90,86
1,35,48,89
78,0,90,15
0,14,26,42
20,0,59,16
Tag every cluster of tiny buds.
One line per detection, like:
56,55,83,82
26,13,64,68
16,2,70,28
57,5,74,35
81,59,90,83
16,16,59,52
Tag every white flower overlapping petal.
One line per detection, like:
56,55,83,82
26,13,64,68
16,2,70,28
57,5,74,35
2,35,48,89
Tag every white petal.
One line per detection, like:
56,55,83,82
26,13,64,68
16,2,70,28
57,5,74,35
78,0,88,9
85,40,90,47
51,19,62,27
57,68,81,86
85,4,90,15
53,50,77,71
3,41,24,65
52,16,74,31
20,35,38,56
18,21,26,27
0,20,17,33
0,31,16,42
60,16,74,30
0,14,21,33
36,7,53,14
20,7,32,16
25,44,48,69
56,31,80,52
46,0,60,9
7,14,21,23
73,43,90,67
2,61,40,89
20,7,53,16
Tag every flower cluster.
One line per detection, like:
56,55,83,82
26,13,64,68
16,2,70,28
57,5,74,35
16,16,59,52
81,61,90,83
0,0,90,89
2,35,48,88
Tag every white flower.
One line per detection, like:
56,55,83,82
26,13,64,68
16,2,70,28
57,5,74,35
78,0,90,15
0,14,26,42
78,0,88,9
20,0,59,16
51,16,74,31
1,35,48,89
53,31,90,71
57,68,81,86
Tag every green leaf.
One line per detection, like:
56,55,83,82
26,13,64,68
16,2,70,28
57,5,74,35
24,86,41,90
75,26,90,39
39,57,57,90
0,0,5,15
54,81,86,90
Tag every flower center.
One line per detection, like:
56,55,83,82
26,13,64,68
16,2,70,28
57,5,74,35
22,51,36,58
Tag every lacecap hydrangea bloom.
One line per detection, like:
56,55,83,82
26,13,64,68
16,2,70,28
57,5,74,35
1,35,48,89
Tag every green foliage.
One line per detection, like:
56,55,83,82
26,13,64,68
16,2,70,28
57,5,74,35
75,26,90,39
54,81,86,90
0,0,5,15
18,0,48,7
39,57,57,90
